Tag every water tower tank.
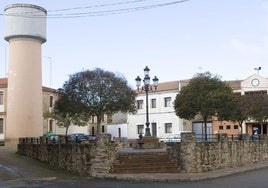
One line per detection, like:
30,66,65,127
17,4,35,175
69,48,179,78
5,4,46,43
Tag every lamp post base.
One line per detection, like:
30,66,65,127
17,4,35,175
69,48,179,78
134,136,161,149
145,127,151,137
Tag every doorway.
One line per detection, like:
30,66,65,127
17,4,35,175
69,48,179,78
118,128,121,139
252,124,261,135
152,123,157,137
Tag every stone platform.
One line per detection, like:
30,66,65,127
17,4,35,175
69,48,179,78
134,136,164,149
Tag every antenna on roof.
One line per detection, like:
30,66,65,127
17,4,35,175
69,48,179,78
254,67,261,74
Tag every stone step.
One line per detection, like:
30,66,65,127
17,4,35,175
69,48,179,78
112,165,180,174
111,151,180,174
117,152,170,159
116,157,174,164
114,161,177,168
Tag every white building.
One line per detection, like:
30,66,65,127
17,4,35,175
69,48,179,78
127,81,191,139
107,112,128,139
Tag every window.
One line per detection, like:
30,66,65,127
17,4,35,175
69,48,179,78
219,125,224,130
165,123,172,133
245,90,267,95
0,118,3,134
91,116,95,123
49,119,53,132
102,125,105,133
101,114,105,122
0,91,3,105
92,127,95,136
226,125,231,130
118,128,121,138
137,124,144,134
137,100,143,109
49,96,54,108
234,125,238,129
151,99,156,108
164,97,171,107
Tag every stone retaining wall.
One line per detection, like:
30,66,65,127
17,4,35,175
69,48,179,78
171,132,268,173
17,132,268,175
17,134,118,176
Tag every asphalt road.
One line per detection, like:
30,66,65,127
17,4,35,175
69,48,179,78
1,146,268,188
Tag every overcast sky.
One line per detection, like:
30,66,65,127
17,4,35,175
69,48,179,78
1,0,268,89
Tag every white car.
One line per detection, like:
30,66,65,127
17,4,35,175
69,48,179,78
159,131,192,143
159,134,181,143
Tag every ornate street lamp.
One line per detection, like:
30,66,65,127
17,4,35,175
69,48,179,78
135,66,159,137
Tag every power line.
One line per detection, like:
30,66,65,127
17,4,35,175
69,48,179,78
2,0,149,15
48,0,149,12
48,0,190,18
1,0,190,18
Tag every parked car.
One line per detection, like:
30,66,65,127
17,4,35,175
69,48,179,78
49,135,59,143
68,133,95,143
44,131,59,143
159,134,181,143
86,135,96,141
159,131,192,143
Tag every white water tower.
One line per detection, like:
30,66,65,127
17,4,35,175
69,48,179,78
4,4,47,142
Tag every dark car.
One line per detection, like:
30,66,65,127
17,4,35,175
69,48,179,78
49,135,59,143
44,131,59,143
68,133,95,143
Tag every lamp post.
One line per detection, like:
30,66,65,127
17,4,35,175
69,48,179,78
135,66,159,137
254,67,261,74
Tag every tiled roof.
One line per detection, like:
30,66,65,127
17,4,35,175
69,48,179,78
225,80,242,90
0,78,8,85
0,78,58,92
136,80,180,94
42,86,59,93
179,79,242,91
157,81,179,92
180,79,191,88
135,78,243,94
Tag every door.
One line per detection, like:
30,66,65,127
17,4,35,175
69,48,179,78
118,128,121,139
152,123,157,137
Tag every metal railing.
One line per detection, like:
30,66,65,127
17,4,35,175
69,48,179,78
194,134,267,142
19,135,96,145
